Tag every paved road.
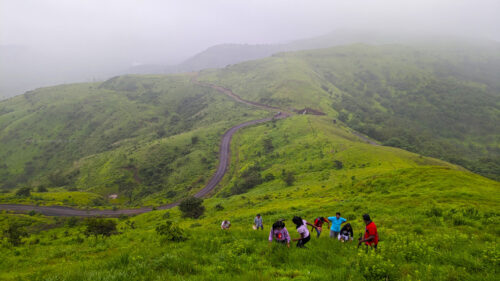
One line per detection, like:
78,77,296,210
0,76,288,217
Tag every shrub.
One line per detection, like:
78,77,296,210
214,204,224,211
262,138,274,153
425,206,443,217
283,171,295,186
179,197,205,219
156,221,187,242
2,222,29,246
452,214,467,226
264,173,275,182
83,218,118,238
66,216,79,228
15,187,31,197
36,186,48,192
28,210,37,216
333,160,343,170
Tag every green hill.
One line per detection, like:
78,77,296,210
0,74,268,206
199,42,500,180
1,115,498,280
0,42,499,280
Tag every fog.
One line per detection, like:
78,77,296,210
1,0,499,99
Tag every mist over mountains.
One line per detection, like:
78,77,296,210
2,30,498,100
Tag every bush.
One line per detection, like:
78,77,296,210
2,222,29,246
283,171,295,186
83,218,118,238
36,186,48,192
156,221,187,242
333,160,343,170
66,216,79,228
264,173,275,182
179,197,205,219
214,204,224,211
15,187,31,197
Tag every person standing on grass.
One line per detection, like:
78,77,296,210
358,214,379,249
269,220,290,247
311,217,330,238
339,223,354,242
254,214,263,230
328,212,347,239
292,216,317,248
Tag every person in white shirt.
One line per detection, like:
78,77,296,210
291,216,318,248
221,220,231,230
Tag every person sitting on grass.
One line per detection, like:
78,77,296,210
311,216,330,238
358,214,378,249
328,212,347,240
221,220,231,230
292,216,318,248
339,223,354,242
268,220,290,247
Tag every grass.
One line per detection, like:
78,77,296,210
1,114,498,280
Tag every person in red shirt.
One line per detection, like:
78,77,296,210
311,217,330,238
358,214,379,249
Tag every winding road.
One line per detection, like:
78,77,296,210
0,77,288,217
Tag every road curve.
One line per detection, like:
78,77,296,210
0,77,288,217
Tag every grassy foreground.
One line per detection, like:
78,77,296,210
1,115,498,280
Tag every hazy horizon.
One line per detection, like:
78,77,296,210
1,0,499,98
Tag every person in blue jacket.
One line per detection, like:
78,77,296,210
328,212,346,240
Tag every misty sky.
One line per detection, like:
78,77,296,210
2,0,499,65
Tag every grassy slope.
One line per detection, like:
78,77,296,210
1,115,498,280
0,74,268,205
198,43,500,180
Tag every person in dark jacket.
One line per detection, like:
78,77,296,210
339,223,353,242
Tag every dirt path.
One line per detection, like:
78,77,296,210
0,75,289,217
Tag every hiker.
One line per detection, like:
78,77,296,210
268,220,290,247
254,214,263,230
221,220,231,230
339,223,354,242
328,212,347,239
358,214,379,249
292,216,317,248
311,217,330,238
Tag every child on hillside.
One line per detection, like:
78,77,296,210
269,220,290,247
292,216,317,248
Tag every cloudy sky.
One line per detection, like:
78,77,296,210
2,0,499,64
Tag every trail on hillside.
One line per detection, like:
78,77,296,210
0,75,288,217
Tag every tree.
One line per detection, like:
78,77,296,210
83,218,117,238
179,196,205,219
15,187,31,197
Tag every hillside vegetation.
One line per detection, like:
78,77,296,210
199,42,500,180
1,115,498,280
0,74,268,206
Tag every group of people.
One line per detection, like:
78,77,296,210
221,212,379,249
267,213,378,249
